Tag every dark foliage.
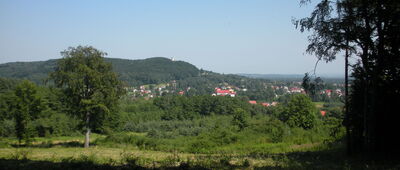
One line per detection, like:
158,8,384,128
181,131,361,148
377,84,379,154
296,0,400,157
154,95,252,120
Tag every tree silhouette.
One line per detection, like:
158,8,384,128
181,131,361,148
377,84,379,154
296,0,400,157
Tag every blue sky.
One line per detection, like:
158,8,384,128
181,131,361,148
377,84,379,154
0,0,344,76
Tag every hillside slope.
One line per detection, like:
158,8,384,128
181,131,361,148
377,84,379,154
0,57,199,86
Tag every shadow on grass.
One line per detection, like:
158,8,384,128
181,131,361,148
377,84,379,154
11,141,94,148
0,158,245,170
2,146,399,170
0,158,146,170
251,147,400,170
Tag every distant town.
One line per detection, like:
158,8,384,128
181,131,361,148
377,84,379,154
124,80,345,106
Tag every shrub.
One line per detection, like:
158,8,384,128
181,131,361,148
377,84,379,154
280,94,316,129
96,132,159,150
231,108,249,131
0,119,15,137
189,139,216,153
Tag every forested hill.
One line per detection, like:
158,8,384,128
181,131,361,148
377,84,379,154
0,57,200,86
106,57,199,85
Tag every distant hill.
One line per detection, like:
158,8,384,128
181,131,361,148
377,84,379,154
0,59,59,85
238,73,344,82
0,57,274,98
0,57,199,86
237,73,304,81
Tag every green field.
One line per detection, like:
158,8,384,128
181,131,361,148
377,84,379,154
1,134,397,169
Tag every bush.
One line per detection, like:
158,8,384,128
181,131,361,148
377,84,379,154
231,108,249,131
280,94,316,129
0,119,15,137
188,127,238,153
96,132,159,150
189,139,216,153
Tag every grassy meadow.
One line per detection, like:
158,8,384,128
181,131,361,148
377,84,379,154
1,129,397,169
0,134,343,169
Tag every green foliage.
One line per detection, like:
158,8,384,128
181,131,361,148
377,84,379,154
154,95,251,120
280,94,316,129
0,77,20,93
320,103,345,143
49,46,125,147
0,58,279,102
0,78,80,138
302,73,326,102
32,112,80,137
0,57,199,86
297,0,400,156
189,127,238,153
231,108,249,131
0,119,15,137
0,60,57,85
0,91,15,121
95,132,159,150
110,57,199,86
11,80,44,143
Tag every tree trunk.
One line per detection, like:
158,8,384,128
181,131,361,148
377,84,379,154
345,39,351,154
84,112,90,148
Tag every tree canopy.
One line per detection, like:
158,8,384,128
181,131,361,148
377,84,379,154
296,0,400,156
12,80,44,143
280,94,316,129
49,46,125,148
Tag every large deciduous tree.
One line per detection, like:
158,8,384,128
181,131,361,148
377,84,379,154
295,0,400,156
49,46,124,148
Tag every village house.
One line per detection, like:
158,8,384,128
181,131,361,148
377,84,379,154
261,102,270,107
321,89,332,97
289,87,304,93
249,100,257,104
335,89,343,96
213,88,236,97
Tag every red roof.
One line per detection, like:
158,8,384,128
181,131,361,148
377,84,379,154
215,89,236,96
216,89,231,94
249,100,257,104
262,102,270,107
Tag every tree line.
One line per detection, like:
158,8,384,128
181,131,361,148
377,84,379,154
296,0,400,157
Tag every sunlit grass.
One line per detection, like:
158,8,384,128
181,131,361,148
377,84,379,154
1,133,395,169
0,133,326,168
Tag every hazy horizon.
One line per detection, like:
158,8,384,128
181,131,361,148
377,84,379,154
0,1,345,76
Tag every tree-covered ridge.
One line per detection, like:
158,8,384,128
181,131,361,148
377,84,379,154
0,57,200,86
0,60,58,84
107,57,199,86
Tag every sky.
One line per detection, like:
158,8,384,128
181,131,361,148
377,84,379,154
0,0,345,76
